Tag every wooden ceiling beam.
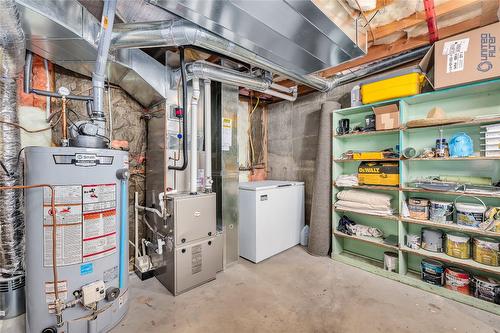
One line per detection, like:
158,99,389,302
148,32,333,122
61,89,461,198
269,15,485,102
370,0,481,42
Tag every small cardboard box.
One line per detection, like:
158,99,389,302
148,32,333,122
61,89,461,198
420,22,500,89
372,104,399,130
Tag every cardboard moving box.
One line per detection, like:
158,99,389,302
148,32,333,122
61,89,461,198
420,22,500,89
372,104,400,131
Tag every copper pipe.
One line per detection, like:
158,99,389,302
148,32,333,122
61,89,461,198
61,96,68,145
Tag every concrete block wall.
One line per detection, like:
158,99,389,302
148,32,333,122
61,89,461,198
266,83,356,224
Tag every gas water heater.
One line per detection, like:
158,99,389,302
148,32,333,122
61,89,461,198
24,146,129,333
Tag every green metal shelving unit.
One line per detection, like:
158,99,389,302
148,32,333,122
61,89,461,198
331,78,500,315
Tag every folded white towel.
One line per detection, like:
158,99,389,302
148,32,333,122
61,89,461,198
336,174,358,187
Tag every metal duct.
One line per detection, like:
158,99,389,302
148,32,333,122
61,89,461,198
91,0,117,133
0,0,25,276
111,19,337,92
187,61,297,101
187,62,269,91
16,0,166,108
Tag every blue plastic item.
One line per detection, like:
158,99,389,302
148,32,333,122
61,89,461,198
449,132,473,157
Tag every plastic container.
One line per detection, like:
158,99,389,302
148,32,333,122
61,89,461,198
455,201,486,228
421,259,444,286
445,267,470,295
445,232,471,259
360,67,425,104
473,237,500,266
408,198,429,220
384,252,398,273
429,200,454,224
300,225,309,246
471,275,500,304
421,228,443,252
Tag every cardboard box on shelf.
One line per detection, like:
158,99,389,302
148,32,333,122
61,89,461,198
420,22,500,90
372,104,400,130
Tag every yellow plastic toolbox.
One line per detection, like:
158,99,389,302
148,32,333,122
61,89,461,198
361,68,425,104
352,151,386,160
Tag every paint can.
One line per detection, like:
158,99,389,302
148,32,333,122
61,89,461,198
429,200,454,224
405,233,421,249
455,196,486,228
472,237,500,267
421,259,444,286
384,251,398,273
470,275,500,304
408,198,429,220
445,267,470,295
421,228,444,252
445,232,471,259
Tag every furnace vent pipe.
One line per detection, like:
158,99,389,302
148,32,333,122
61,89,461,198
190,78,200,194
0,0,25,276
204,79,212,193
92,0,117,135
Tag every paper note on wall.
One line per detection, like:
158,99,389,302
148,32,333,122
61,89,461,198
222,118,232,151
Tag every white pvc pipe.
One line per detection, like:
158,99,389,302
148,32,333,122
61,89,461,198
204,79,212,192
134,192,139,264
190,78,200,194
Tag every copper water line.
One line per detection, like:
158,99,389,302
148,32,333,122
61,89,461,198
0,184,60,315
61,96,68,144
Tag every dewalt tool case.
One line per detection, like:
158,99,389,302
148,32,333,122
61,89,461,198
358,161,399,186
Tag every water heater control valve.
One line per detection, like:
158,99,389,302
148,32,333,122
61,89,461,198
81,281,106,306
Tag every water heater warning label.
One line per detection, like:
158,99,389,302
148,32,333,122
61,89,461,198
43,186,83,267
82,210,117,261
82,184,117,262
43,183,117,267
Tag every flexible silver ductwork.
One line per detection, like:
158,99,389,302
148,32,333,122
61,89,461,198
0,0,25,276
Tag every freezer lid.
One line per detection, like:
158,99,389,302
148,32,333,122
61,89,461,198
238,180,304,191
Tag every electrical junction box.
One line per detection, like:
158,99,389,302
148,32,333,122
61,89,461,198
81,281,106,306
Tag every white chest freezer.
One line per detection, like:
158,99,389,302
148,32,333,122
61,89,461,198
239,180,305,263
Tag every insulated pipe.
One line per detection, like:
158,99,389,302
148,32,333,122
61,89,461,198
190,78,200,194
92,0,117,136
24,51,93,101
168,47,188,171
204,79,212,193
134,192,139,265
0,0,26,276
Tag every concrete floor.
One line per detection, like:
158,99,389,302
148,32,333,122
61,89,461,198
114,247,500,333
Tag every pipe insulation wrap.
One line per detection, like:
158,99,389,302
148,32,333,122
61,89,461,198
0,0,25,276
